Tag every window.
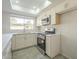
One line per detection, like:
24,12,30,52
24,20,34,30
10,17,34,30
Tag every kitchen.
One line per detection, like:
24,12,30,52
2,0,77,59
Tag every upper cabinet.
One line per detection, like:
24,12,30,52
36,0,76,26
51,10,60,25
36,16,42,26
51,14,60,25
66,0,77,11
37,12,60,26
37,11,53,26
54,0,77,13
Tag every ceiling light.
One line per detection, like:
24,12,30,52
12,5,22,11
44,0,51,8
30,8,40,14
30,9,40,14
36,8,40,13
16,0,19,3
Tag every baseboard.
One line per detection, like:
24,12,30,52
61,53,72,59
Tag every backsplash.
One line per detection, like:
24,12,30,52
37,24,61,34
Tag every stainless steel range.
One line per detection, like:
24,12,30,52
37,33,46,55
37,28,56,54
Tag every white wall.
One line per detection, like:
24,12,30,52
2,13,10,34
60,10,77,59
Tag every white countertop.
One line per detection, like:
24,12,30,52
2,32,60,51
46,33,60,36
2,32,37,51
2,33,13,51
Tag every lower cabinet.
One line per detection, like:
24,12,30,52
11,35,16,50
46,34,60,58
11,34,37,51
15,34,25,50
24,34,37,47
3,41,12,59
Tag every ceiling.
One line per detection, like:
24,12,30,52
10,0,51,15
2,0,65,18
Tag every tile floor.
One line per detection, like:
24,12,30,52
12,47,67,59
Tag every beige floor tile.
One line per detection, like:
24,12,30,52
12,47,67,59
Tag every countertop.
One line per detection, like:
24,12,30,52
2,33,13,52
46,33,60,36
2,32,37,51
2,32,60,51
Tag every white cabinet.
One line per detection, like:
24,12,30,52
36,12,48,26
46,37,51,56
51,11,61,25
54,1,67,13
54,0,76,14
3,41,12,59
37,9,61,26
12,34,25,50
36,16,42,26
36,0,76,26
24,34,37,47
15,34,25,50
24,34,32,47
46,34,60,58
11,34,37,50
11,35,16,50
67,0,77,10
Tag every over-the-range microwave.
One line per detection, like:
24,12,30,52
41,15,51,26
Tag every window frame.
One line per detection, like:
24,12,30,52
10,17,34,31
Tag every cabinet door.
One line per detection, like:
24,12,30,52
15,34,25,49
11,35,16,50
31,34,37,45
4,41,12,59
46,36,51,57
55,1,67,13
67,0,77,10
51,35,60,57
37,16,42,26
51,10,60,25
25,34,37,47
46,35,60,58
30,34,36,45
55,0,76,14
37,18,40,26
51,12,56,25
24,34,33,47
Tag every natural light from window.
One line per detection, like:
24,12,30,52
10,17,34,30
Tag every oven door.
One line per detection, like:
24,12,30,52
37,37,45,51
